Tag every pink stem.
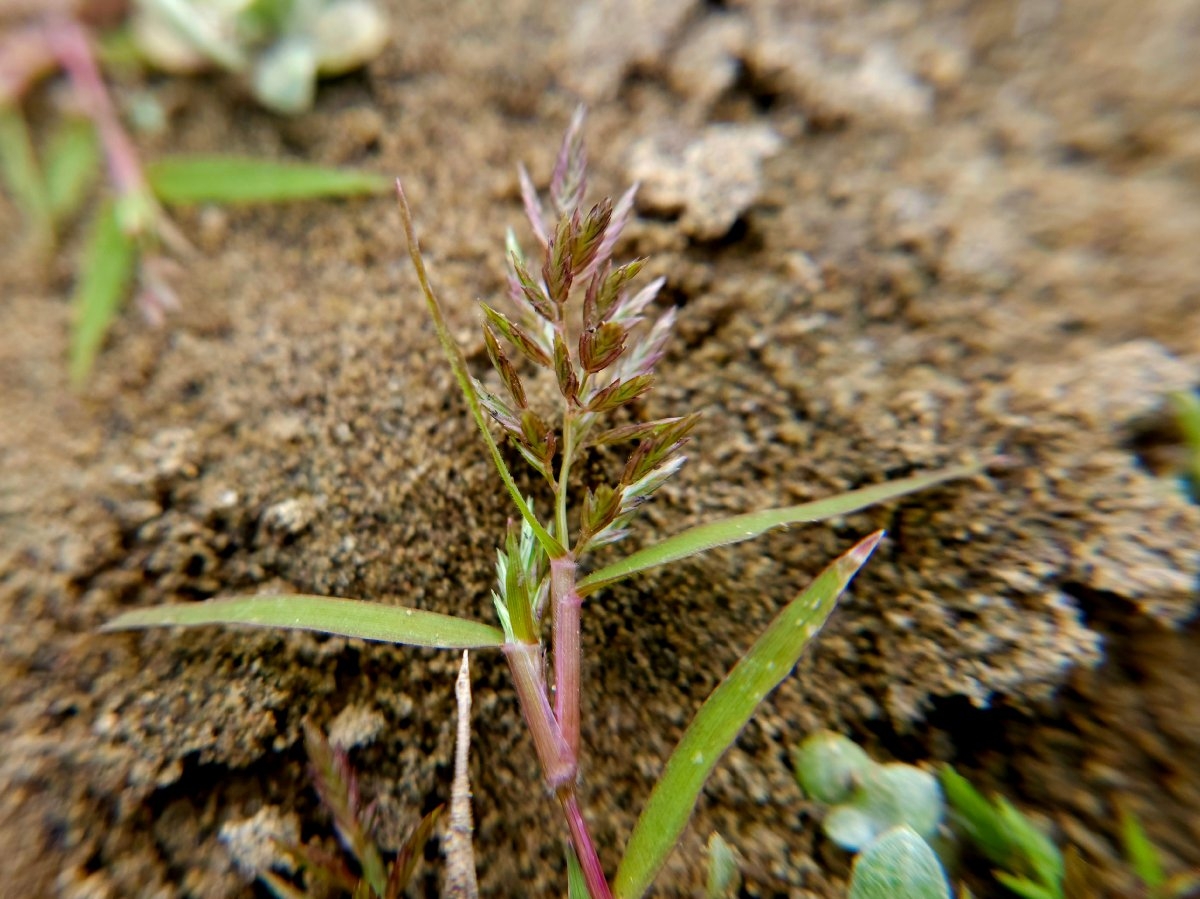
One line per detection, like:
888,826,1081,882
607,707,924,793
503,641,576,789
551,555,582,757
561,791,613,899
44,18,148,201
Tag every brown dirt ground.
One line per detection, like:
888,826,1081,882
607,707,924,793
2,0,1198,896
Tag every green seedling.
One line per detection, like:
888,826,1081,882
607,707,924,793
1119,803,1200,899
795,731,945,851
794,732,952,899
261,720,443,899
848,826,952,899
705,833,741,899
104,111,981,897
941,766,1065,899
0,15,389,385
942,767,1200,899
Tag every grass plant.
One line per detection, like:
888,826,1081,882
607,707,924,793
0,15,389,385
103,110,981,896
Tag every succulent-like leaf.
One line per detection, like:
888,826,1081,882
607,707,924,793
705,833,740,899
612,531,883,899
823,764,944,851
793,731,873,805
102,594,506,648
847,826,951,899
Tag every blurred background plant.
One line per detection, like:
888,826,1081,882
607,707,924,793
792,732,1200,899
0,0,389,384
1169,390,1200,501
130,0,388,115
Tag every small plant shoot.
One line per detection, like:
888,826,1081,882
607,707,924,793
104,111,981,896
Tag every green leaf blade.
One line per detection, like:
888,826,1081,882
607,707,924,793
101,594,506,649
70,202,138,386
44,116,99,225
1120,805,1165,890
612,531,883,899
566,844,592,899
0,105,52,244
580,464,980,595
147,156,389,205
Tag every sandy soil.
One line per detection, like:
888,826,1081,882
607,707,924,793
1,0,1198,896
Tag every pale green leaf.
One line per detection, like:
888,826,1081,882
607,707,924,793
0,105,52,243
1120,805,1165,890
44,116,99,224
579,464,980,595
147,155,389,205
705,833,740,899
70,202,137,386
612,531,883,898
847,826,951,899
102,594,505,649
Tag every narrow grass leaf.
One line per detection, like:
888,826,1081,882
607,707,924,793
994,873,1058,899
612,531,883,899
70,202,137,386
101,594,505,648
940,767,1015,864
1120,805,1165,890
44,116,99,224
0,105,52,241
147,156,389,204
579,463,980,595
566,845,591,899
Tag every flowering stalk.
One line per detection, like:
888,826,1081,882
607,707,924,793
477,109,689,896
551,555,583,758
